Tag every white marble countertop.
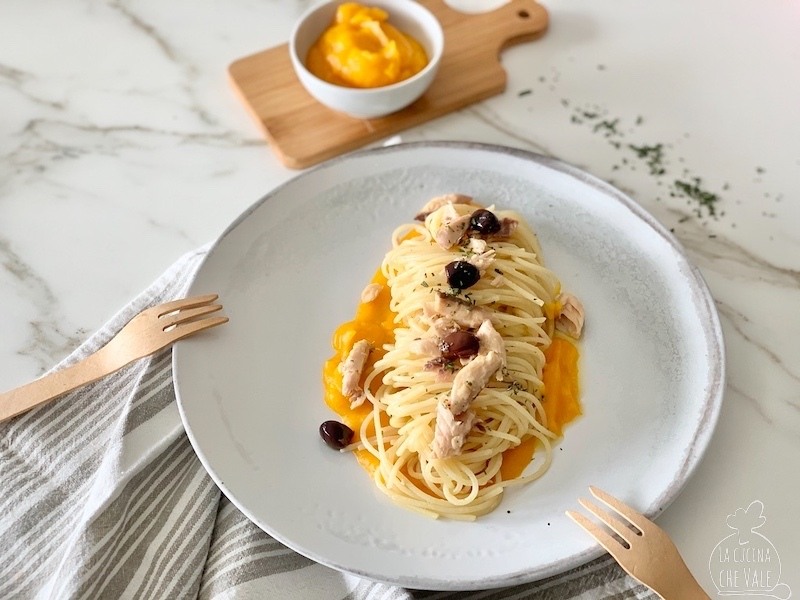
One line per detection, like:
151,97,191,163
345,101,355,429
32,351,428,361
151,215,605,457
2,0,799,594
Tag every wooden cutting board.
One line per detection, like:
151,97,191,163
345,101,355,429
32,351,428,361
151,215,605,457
229,0,548,169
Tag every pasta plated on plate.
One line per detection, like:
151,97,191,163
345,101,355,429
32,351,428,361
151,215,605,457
320,194,585,520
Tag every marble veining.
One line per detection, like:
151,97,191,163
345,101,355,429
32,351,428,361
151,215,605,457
0,238,83,374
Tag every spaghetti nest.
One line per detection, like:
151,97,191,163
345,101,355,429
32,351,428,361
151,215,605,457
357,199,563,520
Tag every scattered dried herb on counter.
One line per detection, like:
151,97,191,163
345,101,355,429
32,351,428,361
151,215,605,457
564,103,725,219
592,118,620,137
673,178,720,217
520,70,783,230
629,143,666,175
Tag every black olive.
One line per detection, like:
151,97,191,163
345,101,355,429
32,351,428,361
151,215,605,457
440,331,480,360
445,260,480,289
469,209,501,235
319,420,354,450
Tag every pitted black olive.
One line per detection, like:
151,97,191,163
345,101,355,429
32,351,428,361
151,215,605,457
445,260,480,289
440,331,480,360
469,209,501,235
319,420,354,450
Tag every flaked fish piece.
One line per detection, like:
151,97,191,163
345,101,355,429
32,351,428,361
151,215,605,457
448,351,503,415
427,317,460,339
423,295,491,330
468,238,487,253
423,357,458,382
427,203,468,249
409,337,440,356
432,401,475,458
434,212,471,249
414,193,475,221
360,282,383,303
555,292,585,339
466,238,496,272
339,339,372,408
475,319,507,380
489,274,506,288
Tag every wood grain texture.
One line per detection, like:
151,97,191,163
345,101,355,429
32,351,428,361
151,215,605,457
229,0,548,169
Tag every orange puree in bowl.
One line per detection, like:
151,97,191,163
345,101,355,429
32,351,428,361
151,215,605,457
306,3,428,88
323,268,582,481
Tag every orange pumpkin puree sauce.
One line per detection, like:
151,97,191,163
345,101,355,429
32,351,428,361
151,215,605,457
306,3,428,88
323,270,581,481
499,336,581,479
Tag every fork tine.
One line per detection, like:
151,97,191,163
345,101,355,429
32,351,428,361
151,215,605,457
160,303,223,329
164,316,229,343
589,486,651,532
566,510,628,557
154,294,219,318
578,498,637,544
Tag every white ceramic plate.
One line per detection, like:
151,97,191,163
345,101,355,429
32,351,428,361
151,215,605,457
173,142,724,590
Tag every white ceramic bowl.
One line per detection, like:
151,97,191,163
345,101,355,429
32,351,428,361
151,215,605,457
289,0,444,119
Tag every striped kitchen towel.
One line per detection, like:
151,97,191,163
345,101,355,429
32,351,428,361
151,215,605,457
0,246,653,599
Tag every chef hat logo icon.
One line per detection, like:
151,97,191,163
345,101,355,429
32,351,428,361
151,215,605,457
709,500,792,598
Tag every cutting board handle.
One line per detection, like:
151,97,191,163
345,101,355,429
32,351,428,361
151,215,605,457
428,0,549,53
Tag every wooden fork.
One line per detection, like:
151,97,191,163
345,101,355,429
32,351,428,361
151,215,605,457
567,486,710,600
0,294,228,423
